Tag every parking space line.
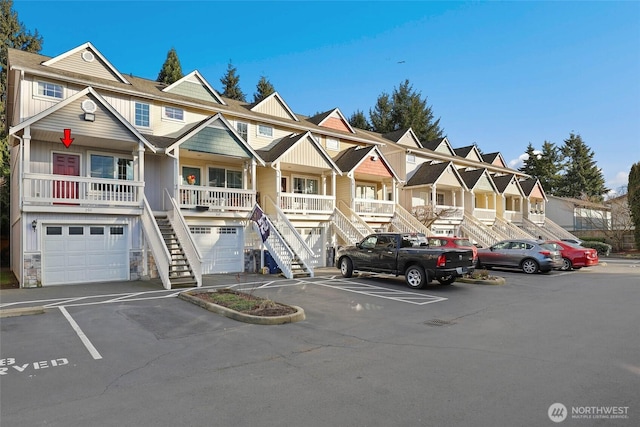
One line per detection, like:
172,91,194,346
310,279,447,305
58,306,102,360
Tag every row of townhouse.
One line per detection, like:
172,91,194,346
5,42,580,289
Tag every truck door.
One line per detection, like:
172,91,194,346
373,235,397,272
353,235,378,268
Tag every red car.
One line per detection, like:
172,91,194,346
428,236,478,265
545,240,599,271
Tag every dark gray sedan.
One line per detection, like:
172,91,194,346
477,239,563,274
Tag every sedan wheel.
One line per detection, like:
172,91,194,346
405,265,427,289
560,257,572,271
521,259,539,274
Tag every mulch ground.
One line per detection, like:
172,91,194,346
191,289,297,317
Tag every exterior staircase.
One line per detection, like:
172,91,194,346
520,217,581,242
390,204,435,236
493,216,536,240
460,214,508,247
155,216,198,288
332,204,372,245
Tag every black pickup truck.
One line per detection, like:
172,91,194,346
335,233,475,289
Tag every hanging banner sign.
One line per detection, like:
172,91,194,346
250,205,270,242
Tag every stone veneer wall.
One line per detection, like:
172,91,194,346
23,253,42,287
130,251,143,280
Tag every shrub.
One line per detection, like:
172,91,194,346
582,241,612,256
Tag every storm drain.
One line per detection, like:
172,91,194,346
424,319,455,327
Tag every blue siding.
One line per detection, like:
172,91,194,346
182,127,251,158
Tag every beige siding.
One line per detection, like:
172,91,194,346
503,180,522,196
397,134,420,147
252,97,294,120
382,150,405,177
145,153,175,210
281,141,330,169
153,108,209,137
336,175,351,204
49,49,123,82
435,144,453,155
256,168,277,212
22,77,81,120
436,167,462,187
475,174,494,192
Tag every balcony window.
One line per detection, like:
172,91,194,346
208,167,242,189
90,154,133,180
293,177,318,194
236,122,248,141
182,166,201,185
436,193,445,205
356,184,376,200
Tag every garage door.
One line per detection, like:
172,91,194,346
43,225,129,285
191,226,244,274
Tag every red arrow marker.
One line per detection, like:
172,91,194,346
60,129,74,148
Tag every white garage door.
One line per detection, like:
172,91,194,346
191,226,244,274
43,225,129,285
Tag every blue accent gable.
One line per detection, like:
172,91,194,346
167,81,219,103
182,127,251,158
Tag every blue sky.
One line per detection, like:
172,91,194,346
13,1,640,194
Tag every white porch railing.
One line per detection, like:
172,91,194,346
141,197,171,290
338,200,374,237
354,198,394,217
472,208,497,222
543,217,581,241
528,212,545,225
179,185,255,211
23,173,143,207
392,204,434,236
164,189,202,287
332,207,369,245
266,197,318,272
279,193,334,214
494,216,535,240
503,210,523,223
460,214,507,248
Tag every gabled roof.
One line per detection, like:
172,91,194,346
165,114,264,165
519,178,548,201
491,174,524,195
547,195,609,210
249,92,298,121
8,86,155,152
454,144,483,162
308,108,355,134
162,70,226,105
333,145,400,180
406,161,467,189
256,131,341,172
421,137,456,155
382,128,421,148
458,168,497,192
482,152,507,167
41,42,130,85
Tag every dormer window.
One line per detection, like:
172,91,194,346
36,81,63,99
163,106,184,121
407,154,416,164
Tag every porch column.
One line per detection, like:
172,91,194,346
452,189,456,207
431,185,437,206
136,142,145,204
173,149,180,203
23,126,31,173
349,173,355,210
493,193,496,211
332,170,337,209
251,159,256,192
243,161,248,190
322,174,327,196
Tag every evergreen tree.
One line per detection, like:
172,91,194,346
220,62,245,102
1,0,43,258
628,162,640,248
253,76,275,103
369,80,444,143
156,47,183,85
518,141,561,194
348,109,371,131
555,133,608,201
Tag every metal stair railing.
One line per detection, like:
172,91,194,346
337,200,374,237
141,197,171,289
494,216,536,240
391,204,435,236
332,207,368,245
265,197,316,275
164,189,202,287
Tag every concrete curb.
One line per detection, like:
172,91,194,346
178,290,305,325
457,276,506,286
0,306,46,318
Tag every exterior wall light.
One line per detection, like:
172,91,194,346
31,219,37,231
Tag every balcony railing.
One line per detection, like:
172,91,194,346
503,210,523,223
354,198,394,217
279,193,334,214
179,185,255,211
472,208,496,221
528,211,545,224
23,173,143,207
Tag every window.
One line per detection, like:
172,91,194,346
90,227,104,235
236,122,248,141
356,184,376,200
326,138,339,150
258,124,273,137
436,193,445,205
293,177,318,194
110,227,124,235
135,102,150,127
407,154,416,164
37,81,63,99
46,226,62,235
69,227,84,235
182,166,201,185
90,154,133,180
164,106,184,121
208,167,242,189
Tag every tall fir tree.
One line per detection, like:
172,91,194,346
253,76,275,103
369,80,444,142
1,0,43,250
628,162,640,248
220,62,245,102
555,133,608,201
348,109,371,131
156,48,183,85
518,141,561,194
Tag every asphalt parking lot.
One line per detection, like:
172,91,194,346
1,260,638,426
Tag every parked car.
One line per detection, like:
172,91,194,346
428,236,478,265
544,240,599,271
561,238,583,246
336,233,475,288
476,239,563,274
402,232,429,247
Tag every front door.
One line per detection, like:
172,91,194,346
53,153,80,202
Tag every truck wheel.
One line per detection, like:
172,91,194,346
437,275,456,285
405,265,427,289
340,257,353,278
521,259,539,274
